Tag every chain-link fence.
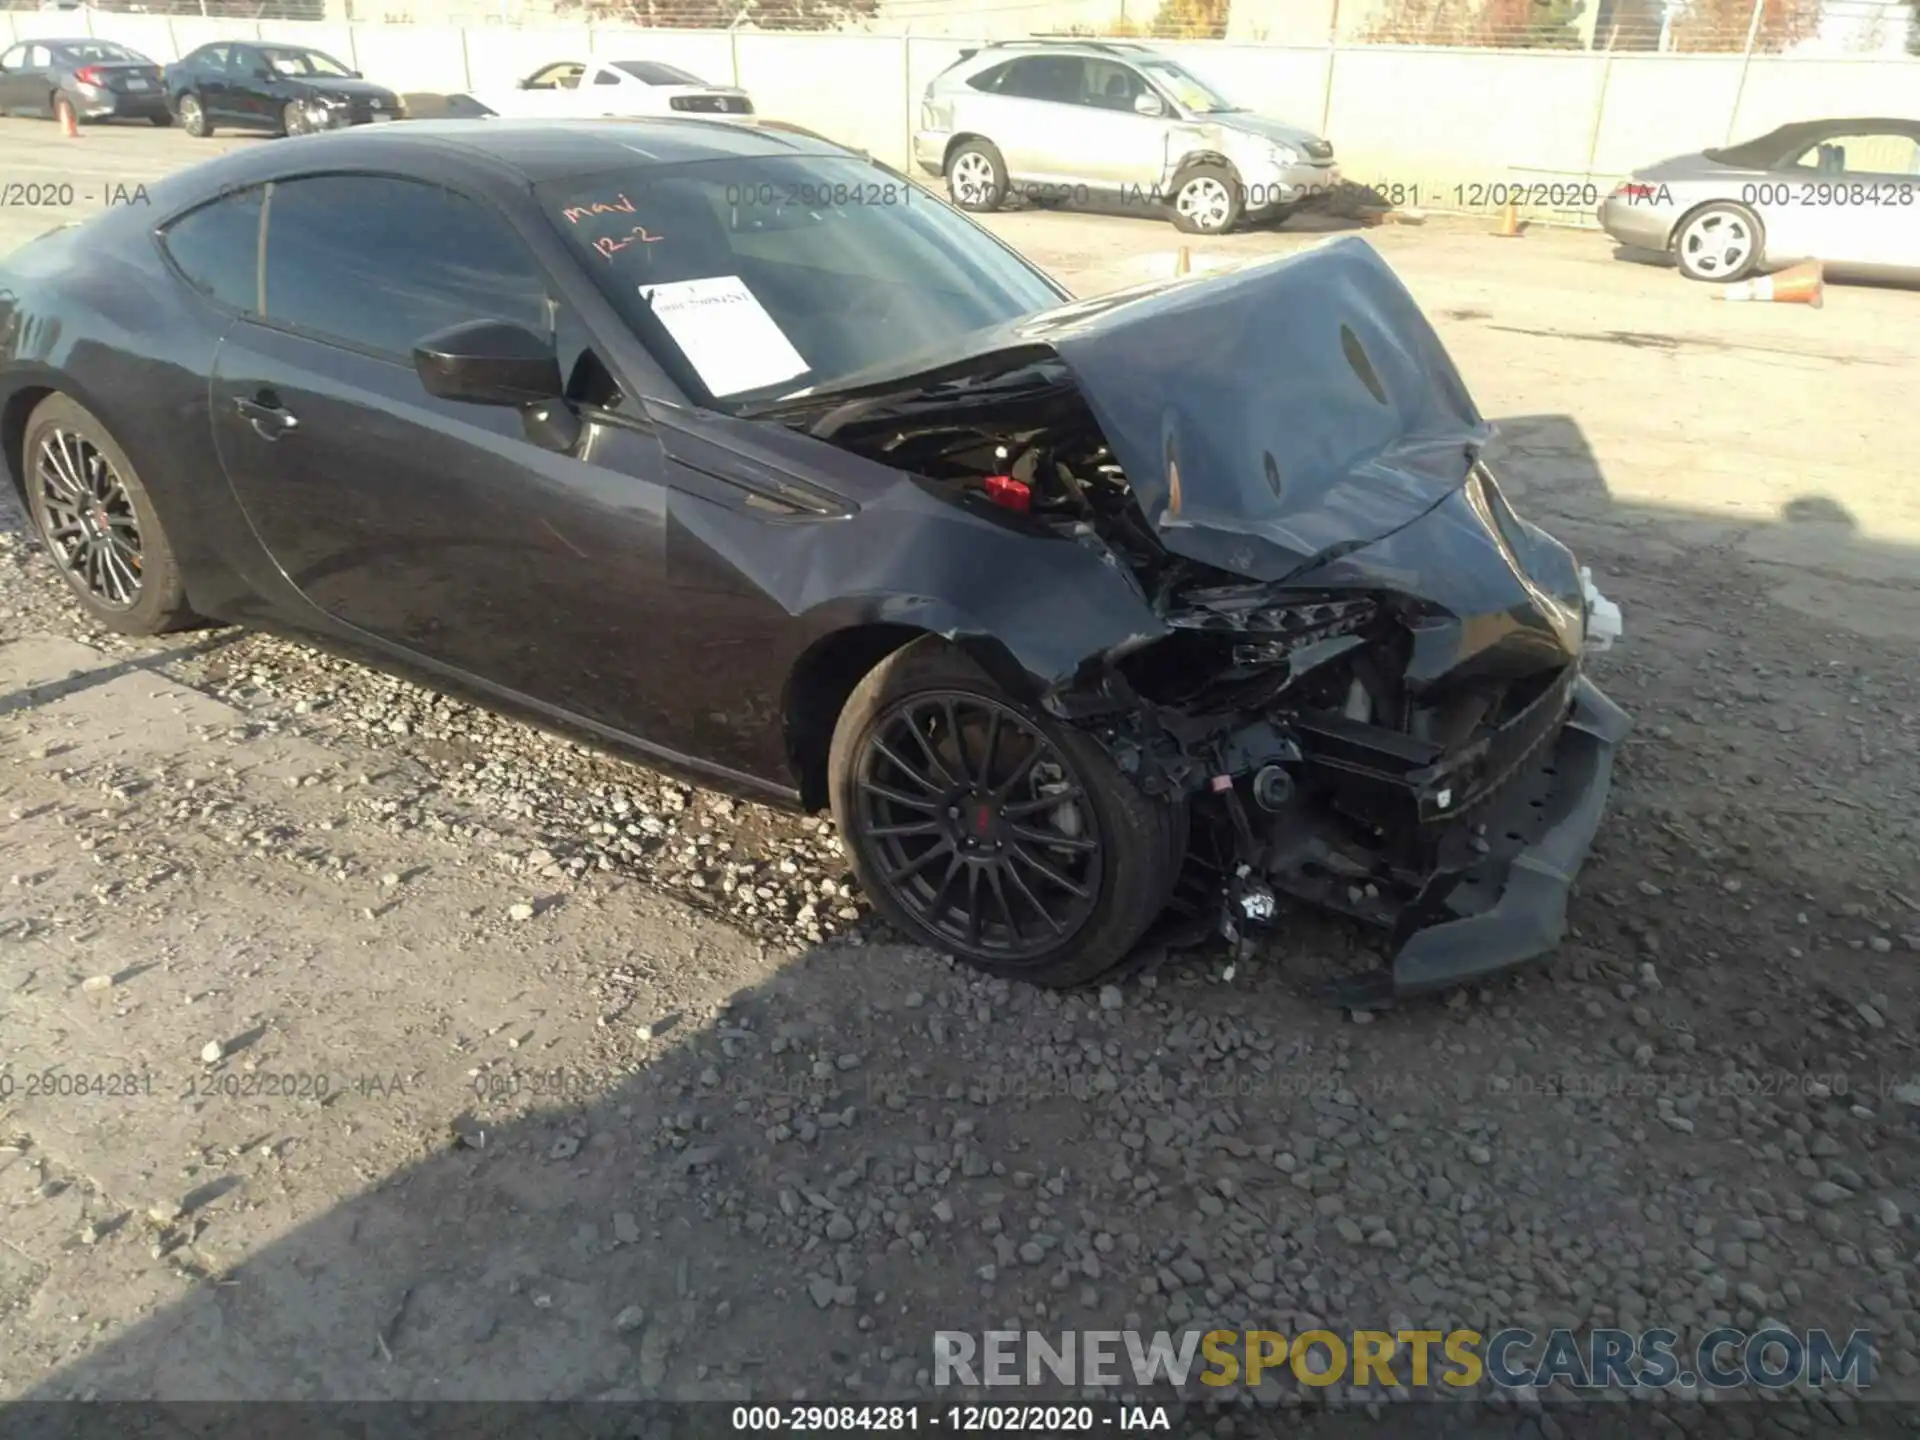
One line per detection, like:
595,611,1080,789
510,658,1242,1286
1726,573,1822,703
6,0,1916,50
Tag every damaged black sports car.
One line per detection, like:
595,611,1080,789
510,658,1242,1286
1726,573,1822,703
0,119,1627,1003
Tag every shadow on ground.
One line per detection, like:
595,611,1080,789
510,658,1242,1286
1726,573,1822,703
4,411,1918,1439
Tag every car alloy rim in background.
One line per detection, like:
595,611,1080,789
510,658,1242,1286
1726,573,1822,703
854,692,1102,962
1177,176,1233,231
36,429,142,609
950,152,998,207
285,102,309,135
1681,211,1752,278
180,95,201,127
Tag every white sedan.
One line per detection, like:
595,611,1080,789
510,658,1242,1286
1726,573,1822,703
452,59,753,120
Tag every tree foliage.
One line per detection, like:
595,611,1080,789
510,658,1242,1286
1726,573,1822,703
1667,0,1823,50
555,0,879,30
1361,0,1584,46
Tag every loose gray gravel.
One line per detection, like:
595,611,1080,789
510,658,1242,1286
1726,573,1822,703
4,454,1920,1435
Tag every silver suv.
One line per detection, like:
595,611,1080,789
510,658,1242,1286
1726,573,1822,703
914,40,1338,234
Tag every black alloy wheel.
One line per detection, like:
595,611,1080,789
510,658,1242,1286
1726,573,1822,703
23,393,196,634
855,690,1104,962
34,426,143,610
828,639,1182,987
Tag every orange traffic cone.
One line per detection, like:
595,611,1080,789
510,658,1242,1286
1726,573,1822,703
1493,201,1523,237
1713,261,1823,308
58,100,79,138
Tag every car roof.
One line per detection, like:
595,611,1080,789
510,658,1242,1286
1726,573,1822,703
157,117,852,197
390,118,846,176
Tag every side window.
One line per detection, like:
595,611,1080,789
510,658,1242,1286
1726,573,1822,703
158,187,264,314
966,60,1013,93
592,68,620,85
0,46,25,71
1080,59,1145,111
259,174,550,360
201,45,230,71
1829,132,1920,176
1785,134,1920,177
26,45,52,69
997,56,1082,103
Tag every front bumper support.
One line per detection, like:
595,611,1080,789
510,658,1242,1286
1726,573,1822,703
1327,676,1631,1007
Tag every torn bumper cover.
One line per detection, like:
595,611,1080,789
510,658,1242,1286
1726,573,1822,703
1329,675,1630,1007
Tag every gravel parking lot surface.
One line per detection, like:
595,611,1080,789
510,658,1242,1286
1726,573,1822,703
2,119,1919,1433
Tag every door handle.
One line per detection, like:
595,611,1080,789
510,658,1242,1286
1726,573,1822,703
233,394,298,440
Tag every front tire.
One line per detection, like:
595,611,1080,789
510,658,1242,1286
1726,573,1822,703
1170,163,1243,235
177,91,212,138
946,139,1007,213
23,395,197,636
282,100,309,137
828,638,1182,987
1673,202,1762,282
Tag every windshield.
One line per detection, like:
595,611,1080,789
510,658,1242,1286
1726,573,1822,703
612,60,704,85
540,154,1065,411
264,48,351,77
1138,59,1239,114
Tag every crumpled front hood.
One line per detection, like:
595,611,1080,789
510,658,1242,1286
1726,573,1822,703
1026,236,1490,582
769,236,1489,584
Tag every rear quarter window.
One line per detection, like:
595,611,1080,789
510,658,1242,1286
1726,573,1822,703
966,61,1015,92
157,187,264,314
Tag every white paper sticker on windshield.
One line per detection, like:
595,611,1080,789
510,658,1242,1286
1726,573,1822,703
637,276,808,399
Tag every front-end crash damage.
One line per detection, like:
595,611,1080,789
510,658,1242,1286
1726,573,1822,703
761,236,1629,1004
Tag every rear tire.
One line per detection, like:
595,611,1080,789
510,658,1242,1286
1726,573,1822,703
177,91,212,138
1673,201,1762,283
946,139,1007,213
22,394,198,636
828,638,1183,988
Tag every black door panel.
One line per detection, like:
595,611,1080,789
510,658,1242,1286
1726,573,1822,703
210,321,675,737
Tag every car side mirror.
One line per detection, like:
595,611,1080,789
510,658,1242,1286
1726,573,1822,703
349,68,362,77
413,320,563,406
1133,92,1164,117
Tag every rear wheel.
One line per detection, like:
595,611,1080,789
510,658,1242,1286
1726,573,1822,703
177,91,212,138
946,139,1007,213
828,638,1183,987
23,395,197,635
1673,201,1761,282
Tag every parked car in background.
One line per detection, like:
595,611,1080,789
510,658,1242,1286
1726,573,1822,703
164,41,404,138
443,58,752,120
1599,117,1920,283
915,39,1337,234
0,37,168,127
